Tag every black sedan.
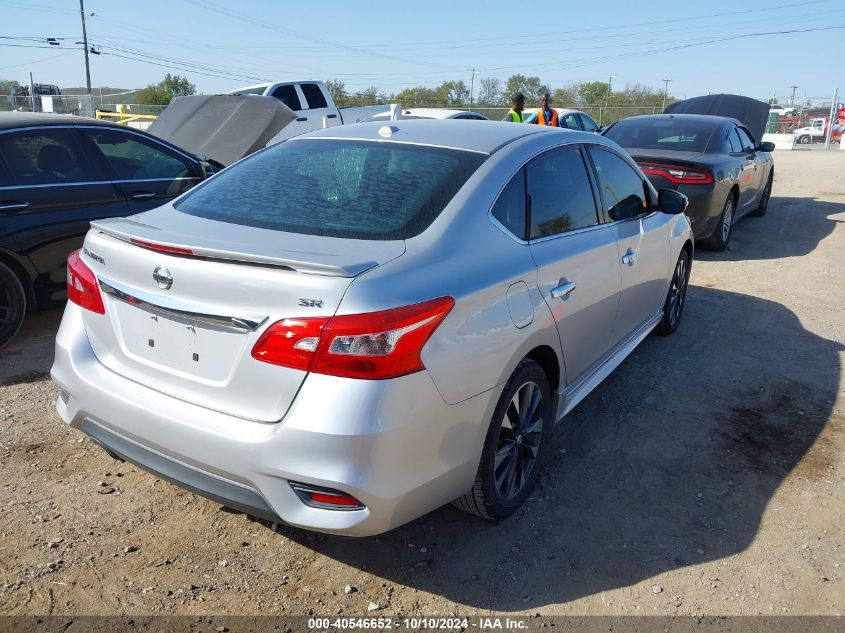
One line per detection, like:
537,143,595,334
0,113,213,348
603,113,775,251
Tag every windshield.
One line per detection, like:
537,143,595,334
176,139,486,240
604,117,719,153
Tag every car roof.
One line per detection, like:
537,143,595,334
404,108,481,118
293,119,594,154
0,111,126,131
612,113,736,126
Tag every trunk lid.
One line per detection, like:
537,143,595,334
664,94,770,143
80,207,404,422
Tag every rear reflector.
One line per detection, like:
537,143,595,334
290,482,365,510
638,163,714,185
130,238,194,256
252,296,454,380
67,249,105,314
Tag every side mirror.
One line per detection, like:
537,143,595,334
658,188,689,215
757,141,776,152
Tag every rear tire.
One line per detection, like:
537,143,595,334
655,250,690,336
453,359,551,521
706,193,735,252
0,260,26,350
750,172,773,217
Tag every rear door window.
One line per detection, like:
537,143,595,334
0,128,98,186
82,128,193,180
0,158,13,187
176,139,486,240
589,148,650,222
270,84,302,111
727,129,743,153
299,83,328,109
491,171,526,240
526,147,598,239
578,113,599,132
561,113,581,130
736,127,756,151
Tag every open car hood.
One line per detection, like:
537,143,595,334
147,95,296,166
664,94,769,143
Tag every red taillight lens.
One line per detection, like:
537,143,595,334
251,296,455,380
66,249,105,314
639,163,714,185
130,238,194,256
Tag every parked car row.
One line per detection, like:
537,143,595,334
1,93,775,536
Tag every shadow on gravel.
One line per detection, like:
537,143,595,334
0,308,63,384
696,196,844,261
280,284,842,610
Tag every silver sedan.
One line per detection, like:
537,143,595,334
51,120,692,536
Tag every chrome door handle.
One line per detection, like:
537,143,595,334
550,281,576,299
0,201,30,212
621,252,637,265
130,191,156,201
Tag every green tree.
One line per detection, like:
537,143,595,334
477,77,502,107
394,86,437,107
577,81,610,106
136,73,196,105
325,79,348,106
505,74,548,103
350,86,385,106
552,83,580,107
436,80,470,107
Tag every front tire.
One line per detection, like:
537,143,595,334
655,250,690,336
0,260,26,350
750,172,773,217
797,134,812,144
454,359,551,521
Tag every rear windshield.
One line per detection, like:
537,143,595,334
175,139,485,240
604,117,719,153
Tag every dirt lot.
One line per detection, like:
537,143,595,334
1,150,843,618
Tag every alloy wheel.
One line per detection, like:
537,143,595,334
668,256,688,327
495,381,544,501
722,199,734,243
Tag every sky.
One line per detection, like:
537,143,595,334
1,0,843,104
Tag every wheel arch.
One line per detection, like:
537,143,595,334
523,344,561,395
0,248,36,311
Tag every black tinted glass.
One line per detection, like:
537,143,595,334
85,129,192,180
589,148,648,221
300,83,328,109
727,129,743,153
736,127,755,151
604,117,719,152
561,113,581,130
271,84,302,111
527,147,598,239
579,114,599,132
0,159,12,187
176,139,486,240
492,172,526,240
0,129,95,185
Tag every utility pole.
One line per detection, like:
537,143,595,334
29,71,35,112
824,88,838,150
789,85,798,108
467,67,478,110
661,78,672,111
79,0,92,105
600,75,615,126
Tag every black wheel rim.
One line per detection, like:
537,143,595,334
722,198,733,244
761,180,772,211
668,256,688,327
495,381,544,501
0,273,24,344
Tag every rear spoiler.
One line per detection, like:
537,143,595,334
90,218,379,278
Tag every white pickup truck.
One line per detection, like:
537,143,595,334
229,81,390,142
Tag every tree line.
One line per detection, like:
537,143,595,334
326,75,675,112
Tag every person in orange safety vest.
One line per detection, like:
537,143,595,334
524,92,561,127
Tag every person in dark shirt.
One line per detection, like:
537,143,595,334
503,92,526,122
525,92,561,126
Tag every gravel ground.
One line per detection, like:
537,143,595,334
0,150,843,617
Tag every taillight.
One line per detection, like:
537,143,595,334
639,163,714,185
67,249,105,314
130,238,194,256
251,296,455,380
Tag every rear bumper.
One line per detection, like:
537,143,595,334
51,304,496,536
645,176,722,240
